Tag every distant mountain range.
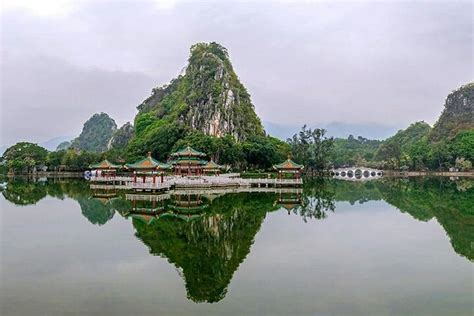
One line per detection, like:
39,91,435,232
264,121,401,140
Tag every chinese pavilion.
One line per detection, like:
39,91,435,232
170,146,207,176
202,160,224,175
273,156,304,179
125,152,171,183
89,159,122,177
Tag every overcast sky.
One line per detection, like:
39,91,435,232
1,0,472,146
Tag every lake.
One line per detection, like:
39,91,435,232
1,177,473,316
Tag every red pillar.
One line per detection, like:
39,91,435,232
153,174,156,184
143,175,146,183
160,174,164,183
133,172,137,183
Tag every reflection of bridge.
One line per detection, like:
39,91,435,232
330,167,383,181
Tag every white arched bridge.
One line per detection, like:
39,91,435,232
330,167,383,181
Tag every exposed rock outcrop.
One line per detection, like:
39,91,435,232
430,82,474,141
108,122,134,150
71,112,117,152
137,42,265,141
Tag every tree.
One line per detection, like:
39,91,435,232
455,157,472,171
46,150,67,170
288,125,335,173
429,141,452,170
312,128,335,171
450,130,474,162
2,142,48,173
242,136,280,170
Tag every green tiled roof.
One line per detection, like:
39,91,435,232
126,152,171,170
273,158,304,170
170,157,207,165
203,160,223,170
89,159,122,169
171,146,206,157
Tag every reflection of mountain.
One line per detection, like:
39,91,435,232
376,178,474,261
78,198,116,225
3,177,472,263
78,196,133,226
133,193,277,303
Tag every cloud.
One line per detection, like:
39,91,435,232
0,54,155,145
0,0,472,146
0,0,79,17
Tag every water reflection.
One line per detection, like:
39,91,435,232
2,176,473,303
133,193,276,302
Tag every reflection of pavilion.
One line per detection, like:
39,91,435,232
276,190,302,214
125,193,209,222
169,194,208,213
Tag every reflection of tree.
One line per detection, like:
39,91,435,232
133,193,277,303
2,178,123,226
78,198,116,225
293,178,336,222
376,178,474,261
2,178,92,206
331,179,383,205
2,179,47,205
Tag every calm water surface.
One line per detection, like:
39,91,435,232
1,177,473,316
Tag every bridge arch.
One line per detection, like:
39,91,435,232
330,167,383,181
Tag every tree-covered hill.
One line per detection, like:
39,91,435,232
71,113,117,153
135,42,264,142
430,82,474,141
122,42,287,167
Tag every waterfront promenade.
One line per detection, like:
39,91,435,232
89,174,303,192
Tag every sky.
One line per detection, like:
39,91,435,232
0,0,472,147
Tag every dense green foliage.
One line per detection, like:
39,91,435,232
331,135,381,167
374,121,432,169
134,42,264,142
120,42,278,168
109,122,134,149
1,142,48,173
322,82,473,170
71,112,117,152
126,123,289,170
327,121,473,171
430,82,474,141
288,125,335,172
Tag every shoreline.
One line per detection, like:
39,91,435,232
383,171,474,177
4,170,474,178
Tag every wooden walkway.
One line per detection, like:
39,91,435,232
90,175,302,192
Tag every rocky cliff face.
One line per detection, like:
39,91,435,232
430,83,474,141
108,122,134,150
71,113,117,152
137,42,265,141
